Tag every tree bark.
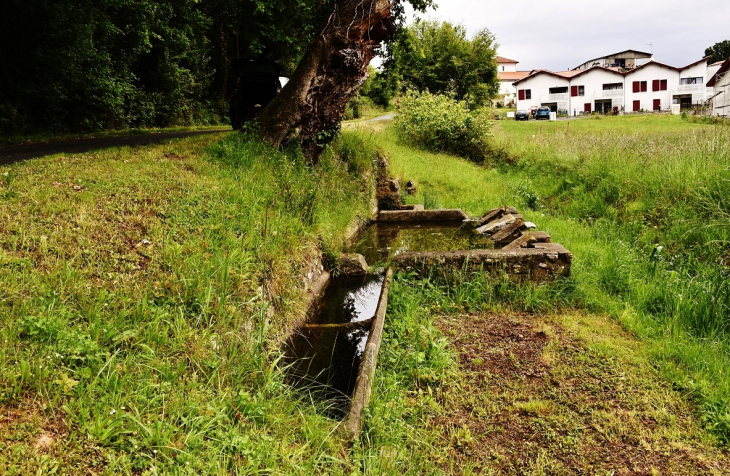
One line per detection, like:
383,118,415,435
257,0,396,158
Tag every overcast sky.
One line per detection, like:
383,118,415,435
398,0,730,71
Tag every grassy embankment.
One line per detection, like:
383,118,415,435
351,115,730,445
0,131,386,473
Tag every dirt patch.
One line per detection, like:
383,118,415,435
0,397,105,473
430,312,730,475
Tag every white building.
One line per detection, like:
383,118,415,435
708,57,730,117
496,56,529,105
514,54,716,115
573,49,653,71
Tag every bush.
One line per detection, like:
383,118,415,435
394,89,495,161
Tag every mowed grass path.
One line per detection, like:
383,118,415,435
351,115,730,446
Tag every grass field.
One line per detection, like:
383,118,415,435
0,131,381,473
349,114,730,445
2,114,730,473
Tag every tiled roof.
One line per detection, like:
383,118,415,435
499,71,530,80
496,56,518,64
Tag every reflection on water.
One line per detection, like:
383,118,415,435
283,275,384,417
347,222,495,265
284,221,494,418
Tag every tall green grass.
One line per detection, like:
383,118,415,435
366,115,730,443
0,132,380,472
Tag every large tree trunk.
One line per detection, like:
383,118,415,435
257,0,395,158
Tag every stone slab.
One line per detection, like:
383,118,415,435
392,245,572,281
377,208,468,223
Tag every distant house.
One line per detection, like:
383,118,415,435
708,57,730,117
496,56,530,105
514,53,716,115
573,49,653,71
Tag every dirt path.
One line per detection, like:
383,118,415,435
429,311,729,475
0,129,230,165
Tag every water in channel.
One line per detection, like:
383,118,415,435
284,221,494,417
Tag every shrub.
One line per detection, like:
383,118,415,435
394,89,495,161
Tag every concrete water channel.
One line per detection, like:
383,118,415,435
283,206,573,439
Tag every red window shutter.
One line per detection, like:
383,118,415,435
652,80,660,91
571,86,578,97
633,81,640,93
518,89,525,101
653,99,661,111
661,79,667,91
633,100,640,112
641,81,648,92
584,103,591,113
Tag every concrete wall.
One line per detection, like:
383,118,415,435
498,62,517,73
713,72,730,116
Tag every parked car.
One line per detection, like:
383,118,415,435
229,58,287,130
535,106,551,120
515,110,530,121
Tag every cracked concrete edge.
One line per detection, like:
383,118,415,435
340,267,394,441
377,208,468,223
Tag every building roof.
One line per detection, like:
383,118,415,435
680,56,712,70
708,57,730,87
710,60,725,67
511,65,623,85
624,59,681,74
573,49,653,70
496,56,519,64
498,71,530,81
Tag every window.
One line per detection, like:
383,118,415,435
653,99,661,111
652,80,660,91
570,85,585,97
525,89,531,100
660,79,667,91
632,81,647,93
584,103,591,113
549,87,568,94
633,100,640,112
518,89,525,101
603,83,623,90
653,80,668,91
681,77,703,85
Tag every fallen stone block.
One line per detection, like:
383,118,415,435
476,214,516,234
502,233,538,251
478,207,505,226
492,218,527,244
337,253,369,278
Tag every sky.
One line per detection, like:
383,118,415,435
397,0,730,71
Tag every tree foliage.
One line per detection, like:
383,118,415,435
1,0,215,133
705,40,730,64
376,20,499,108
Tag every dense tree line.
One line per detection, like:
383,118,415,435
706,40,730,65
0,0,327,134
368,20,499,109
